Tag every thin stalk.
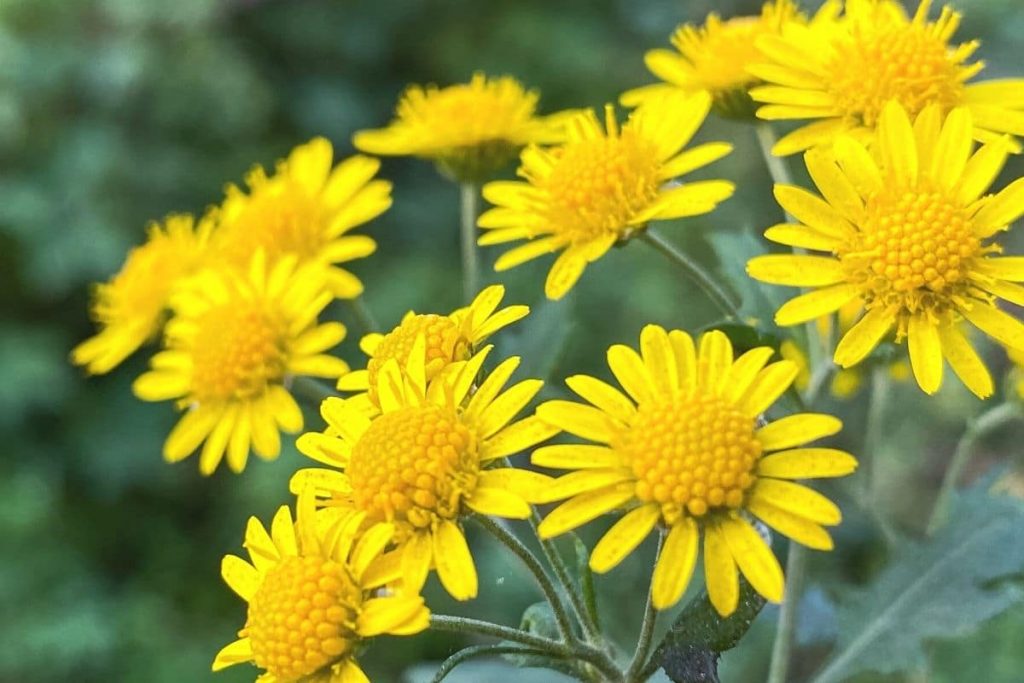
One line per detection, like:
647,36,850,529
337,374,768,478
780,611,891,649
640,230,740,321
926,402,1021,535
290,376,340,406
460,183,480,303
863,366,899,545
767,543,807,683
346,296,378,334
624,533,664,682
431,645,556,683
474,515,576,642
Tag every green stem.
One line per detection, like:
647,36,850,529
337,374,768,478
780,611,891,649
862,366,899,545
624,533,664,682
460,183,480,304
290,376,340,406
431,645,557,683
640,230,740,321
346,296,378,334
926,402,1021,535
473,515,576,642
766,543,807,683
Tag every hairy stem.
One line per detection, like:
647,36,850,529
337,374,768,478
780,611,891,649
624,533,664,682
767,542,807,683
346,296,378,334
460,183,480,303
640,230,740,321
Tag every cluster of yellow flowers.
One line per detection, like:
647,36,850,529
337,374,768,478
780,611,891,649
71,1,1024,681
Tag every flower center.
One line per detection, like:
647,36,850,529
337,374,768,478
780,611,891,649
347,406,478,531
612,396,761,522
826,20,964,127
366,314,468,404
543,132,661,242
221,182,325,264
244,556,361,681
191,303,288,402
839,182,983,319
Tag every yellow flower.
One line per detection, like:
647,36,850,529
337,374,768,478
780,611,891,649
71,214,212,374
353,73,570,182
478,92,735,300
747,102,1024,399
336,285,528,411
213,137,391,299
294,341,557,601
533,326,856,615
132,254,349,475
213,495,429,683
750,0,1024,155
621,0,824,119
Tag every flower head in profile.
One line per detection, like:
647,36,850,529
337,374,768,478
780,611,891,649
213,137,391,299
133,254,349,475
621,0,826,119
71,214,212,374
353,73,571,182
478,92,734,300
747,102,1024,398
750,0,1024,155
213,495,428,683
533,326,856,615
337,285,528,411
295,341,556,601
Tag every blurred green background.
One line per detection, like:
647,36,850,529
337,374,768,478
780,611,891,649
3,0,1023,681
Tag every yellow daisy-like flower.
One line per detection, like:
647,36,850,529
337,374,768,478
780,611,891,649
132,254,349,475
533,325,856,616
336,285,528,410
747,102,1024,399
353,73,570,182
294,341,557,601
213,137,391,299
750,0,1024,155
478,92,735,300
620,0,822,119
213,495,429,683
71,213,212,374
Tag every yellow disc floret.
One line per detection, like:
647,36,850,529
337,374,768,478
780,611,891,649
613,396,761,521
365,314,468,401
541,130,661,242
244,556,361,681
828,17,965,127
347,406,479,530
190,304,288,402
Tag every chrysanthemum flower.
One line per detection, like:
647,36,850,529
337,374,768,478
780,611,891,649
620,0,823,119
336,285,528,411
213,496,428,683
294,341,556,600
750,0,1024,155
533,326,855,615
132,254,349,475
353,73,570,182
478,92,735,300
213,137,391,299
747,102,1024,398
71,214,212,374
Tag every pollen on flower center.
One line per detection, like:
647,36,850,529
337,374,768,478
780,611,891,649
612,396,761,521
366,314,468,402
191,304,288,401
827,23,963,126
840,183,981,313
244,556,361,681
347,406,478,530
543,133,661,241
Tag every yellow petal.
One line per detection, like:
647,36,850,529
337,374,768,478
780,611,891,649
764,223,841,251
752,479,841,525
212,638,253,672
930,107,973,189
958,137,1010,204
357,595,429,637
720,516,784,603
961,302,1024,352
401,532,432,595
697,329,733,394
536,400,615,443
163,406,221,463
651,518,699,610
737,360,798,417
878,101,918,184
669,330,697,393
747,498,834,550
833,307,895,367
537,484,636,539
532,444,622,470
833,135,882,197
723,347,776,404
757,448,858,479
756,413,843,450
908,315,944,394
476,468,555,503
746,254,846,287
494,237,561,271
775,284,861,326
481,416,560,460
221,555,258,601
608,343,656,404
590,504,661,573
640,324,679,394
545,249,588,300
465,487,532,519
804,145,863,220
433,520,478,601
703,523,739,616
566,375,636,423
466,356,520,418
536,470,633,503
773,185,853,237
973,178,1024,236
478,379,544,439
937,324,994,399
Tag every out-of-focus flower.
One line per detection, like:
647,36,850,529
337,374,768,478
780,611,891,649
214,137,391,299
748,102,1024,398
750,0,1024,155
71,214,212,374
534,326,856,615
336,285,527,412
353,73,572,182
294,342,556,601
133,254,348,475
479,92,734,300
213,497,428,683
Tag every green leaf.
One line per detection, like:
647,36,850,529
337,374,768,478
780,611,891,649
652,579,766,683
705,229,790,329
810,490,1024,683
